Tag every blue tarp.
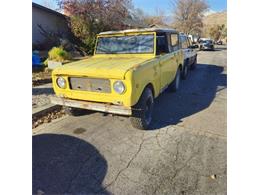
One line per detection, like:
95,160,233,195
32,53,42,67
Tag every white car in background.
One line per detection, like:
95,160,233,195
179,33,197,79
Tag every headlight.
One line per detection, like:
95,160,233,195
56,77,66,89
113,81,126,94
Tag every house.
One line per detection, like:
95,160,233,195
32,2,69,49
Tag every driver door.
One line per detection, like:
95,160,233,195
157,33,178,90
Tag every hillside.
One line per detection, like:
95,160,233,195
202,11,227,38
203,11,227,27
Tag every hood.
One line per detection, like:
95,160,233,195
52,56,153,79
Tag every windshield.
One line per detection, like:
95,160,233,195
95,34,154,54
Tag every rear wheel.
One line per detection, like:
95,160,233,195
181,62,188,79
168,67,181,92
190,56,197,70
130,87,154,130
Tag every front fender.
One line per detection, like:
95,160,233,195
125,60,160,106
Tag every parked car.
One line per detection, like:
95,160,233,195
199,39,215,51
216,40,223,45
179,34,197,78
188,34,200,48
51,28,197,130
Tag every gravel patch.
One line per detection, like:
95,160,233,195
32,83,54,108
32,108,66,129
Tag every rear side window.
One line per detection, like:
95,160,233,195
156,34,169,55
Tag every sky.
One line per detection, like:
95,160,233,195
33,0,227,16
132,0,226,15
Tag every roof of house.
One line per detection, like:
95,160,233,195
98,28,178,35
32,2,65,18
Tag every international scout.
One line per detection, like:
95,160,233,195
51,28,197,129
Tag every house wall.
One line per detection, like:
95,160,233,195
32,6,69,45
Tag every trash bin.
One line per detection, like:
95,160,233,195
32,52,42,68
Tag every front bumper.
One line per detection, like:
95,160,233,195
51,96,132,116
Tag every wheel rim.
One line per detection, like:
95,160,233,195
144,97,153,125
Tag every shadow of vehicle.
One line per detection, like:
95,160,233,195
32,87,54,96
213,47,227,51
199,49,215,51
33,134,109,194
150,63,226,129
33,79,52,87
198,46,226,52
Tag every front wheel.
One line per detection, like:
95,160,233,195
130,87,154,130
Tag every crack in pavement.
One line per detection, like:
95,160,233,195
174,124,226,139
103,133,146,190
103,133,162,191
155,129,163,149
150,136,205,195
170,136,205,190
120,172,141,185
105,129,206,194
165,126,176,136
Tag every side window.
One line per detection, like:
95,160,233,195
186,37,191,47
170,33,179,52
180,36,188,49
156,34,169,55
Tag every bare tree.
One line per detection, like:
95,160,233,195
171,0,208,35
141,8,167,27
209,24,226,41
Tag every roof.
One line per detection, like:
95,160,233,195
98,28,178,35
32,2,65,18
149,24,172,28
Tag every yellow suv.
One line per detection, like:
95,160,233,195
51,28,184,129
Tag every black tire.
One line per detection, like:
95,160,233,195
130,87,154,130
190,56,197,70
64,107,89,116
181,62,188,80
168,67,181,92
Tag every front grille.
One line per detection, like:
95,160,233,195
69,77,111,93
